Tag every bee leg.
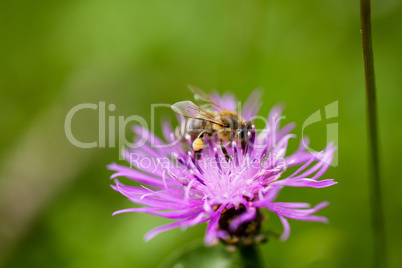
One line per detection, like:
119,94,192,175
193,132,206,160
194,150,202,160
219,140,232,162
228,133,233,148
238,128,248,155
241,138,248,155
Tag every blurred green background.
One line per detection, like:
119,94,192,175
1,0,401,267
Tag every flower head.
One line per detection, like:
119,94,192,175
109,90,336,246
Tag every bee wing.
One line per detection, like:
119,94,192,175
171,101,224,126
188,85,222,108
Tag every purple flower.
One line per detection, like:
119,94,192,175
108,90,337,246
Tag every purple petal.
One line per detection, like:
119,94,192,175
162,121,176,144
278,178,337,188
274,202,311,209
144,213,209,241
204,214,221,245
144,220,187,241
287,145,336,182
242,89,263,120
272,134,295,158
277,123,296,140
291,215,328,223
108,163,165,188
204,205,225,245
113,207,203,220
252,187,282,207
229,207,257,231
270,201,329,218
220,92,237,111
111,181,191,209
279,215,290,241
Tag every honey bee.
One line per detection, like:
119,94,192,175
171,87,252,161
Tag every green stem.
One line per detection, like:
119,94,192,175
359,1,386,267
238,244,264,268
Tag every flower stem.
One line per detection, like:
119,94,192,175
359,0,386,267
238,244,264,268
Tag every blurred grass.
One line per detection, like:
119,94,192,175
0,0,401,267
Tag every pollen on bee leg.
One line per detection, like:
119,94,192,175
192,138,204,151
